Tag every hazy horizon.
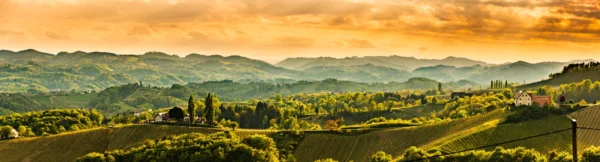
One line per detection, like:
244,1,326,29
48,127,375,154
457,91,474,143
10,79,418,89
3,0,600,64
3,48,598,65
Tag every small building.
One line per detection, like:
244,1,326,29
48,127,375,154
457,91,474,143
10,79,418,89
533,96,551,107
514,91,533,106
514,91,551,107
153,113,168,123
9,128,19,138
133,112,141,116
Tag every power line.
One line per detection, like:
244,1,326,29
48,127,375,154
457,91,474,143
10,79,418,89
578,127,600,131
407,128,572,162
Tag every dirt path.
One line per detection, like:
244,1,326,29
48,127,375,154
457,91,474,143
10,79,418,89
122,88,140,101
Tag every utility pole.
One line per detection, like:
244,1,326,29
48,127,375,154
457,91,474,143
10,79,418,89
572,119,578,162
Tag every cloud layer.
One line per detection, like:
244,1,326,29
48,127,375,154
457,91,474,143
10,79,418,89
1,0,600,63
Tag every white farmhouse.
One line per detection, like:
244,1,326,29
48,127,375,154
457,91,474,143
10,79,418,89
154,113,167,123
514,91,533,106
9,128,19,138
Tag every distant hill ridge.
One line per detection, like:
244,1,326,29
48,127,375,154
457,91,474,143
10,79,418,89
276,55,492,71
0,49,595,93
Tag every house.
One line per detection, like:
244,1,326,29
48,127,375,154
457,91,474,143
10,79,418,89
514,91,551,107
133,112,141,116
9,128,19,138
153,113,168,123
533,96,552,107
514,91,533,106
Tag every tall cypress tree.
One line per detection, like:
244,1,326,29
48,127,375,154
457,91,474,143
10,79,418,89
438,82,442,92
187,95,195,126
491,81,494,89
505,80,508,88
204,93,215,126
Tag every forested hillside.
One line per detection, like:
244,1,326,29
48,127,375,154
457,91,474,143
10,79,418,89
276,56,491,71
518,62,600,89
412,61,573,83
0,49,592,93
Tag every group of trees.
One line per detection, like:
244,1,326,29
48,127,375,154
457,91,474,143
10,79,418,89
0,109,103,137
77,132,280,162
549,62,600,78
440,89,513,119
558,79,600,104
365,146,600,162
0,93,47,113
490,80,509,89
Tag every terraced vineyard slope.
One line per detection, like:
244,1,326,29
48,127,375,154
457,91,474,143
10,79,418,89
441,105,600,154
0,124,273,162
293,110,508,162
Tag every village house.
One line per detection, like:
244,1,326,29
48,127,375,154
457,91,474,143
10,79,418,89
514,91,551,107
153,113,168,123
9,128,19,138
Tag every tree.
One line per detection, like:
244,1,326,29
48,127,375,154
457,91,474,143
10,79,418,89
371,151,393,162
324,120,339,130
168,107,185,121
315,107,319,116
438,82,442,92
204,93,215,126
230,122,239,131
491,80,494,89
505,80,508,88
579,99,588,106
431,97,439,104
559,95,566,104
0,126,14,139
187,95,196,126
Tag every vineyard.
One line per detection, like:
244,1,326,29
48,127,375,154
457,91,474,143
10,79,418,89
0,124,272,162
293,109,509,162
438,105,600,156
439,115,572,153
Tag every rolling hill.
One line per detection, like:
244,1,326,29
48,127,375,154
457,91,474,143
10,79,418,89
276,56,491,71
0,124,274,162
293,110,508,162
440,105,600,154
412,61,568,83
517,71,600,90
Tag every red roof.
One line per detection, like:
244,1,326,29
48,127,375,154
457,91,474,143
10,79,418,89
533,96,551,107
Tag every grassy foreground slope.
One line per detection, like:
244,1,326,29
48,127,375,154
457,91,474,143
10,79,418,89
441,105,600,154
0,125,272,162
294,110,508,162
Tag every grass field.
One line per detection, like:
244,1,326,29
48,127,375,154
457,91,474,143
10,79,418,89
0,124,273,162
293,109,509,162
32,93,97,108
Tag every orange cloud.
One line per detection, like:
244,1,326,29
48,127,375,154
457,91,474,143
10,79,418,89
1,0,600,63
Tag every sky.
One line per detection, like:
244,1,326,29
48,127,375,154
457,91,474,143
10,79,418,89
1,0,600,64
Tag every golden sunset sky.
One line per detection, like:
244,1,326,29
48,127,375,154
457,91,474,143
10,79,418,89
1,0,600,63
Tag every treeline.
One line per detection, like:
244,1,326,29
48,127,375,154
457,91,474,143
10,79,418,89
362,146,600,162
440,89,513,119
77,132,281,162
286,91,431,118
558,79,600,104
0,93,47,113
0,109,103,137
490,80,509,89
550,62,600,78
